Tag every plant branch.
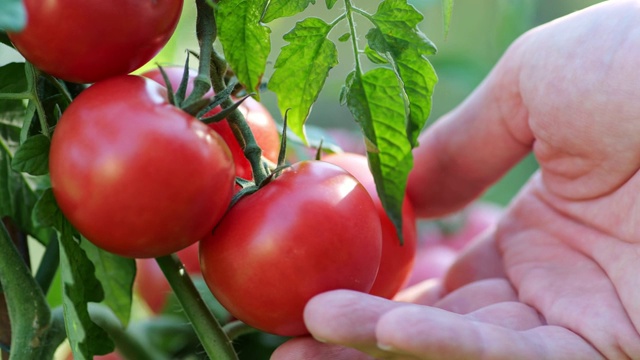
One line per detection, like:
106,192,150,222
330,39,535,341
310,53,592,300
344,0,363,75
156,254,237,360
0,220,50,360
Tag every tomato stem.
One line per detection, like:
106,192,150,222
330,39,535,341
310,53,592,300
0,219,51,360
156,254,238,360
209,49,270,185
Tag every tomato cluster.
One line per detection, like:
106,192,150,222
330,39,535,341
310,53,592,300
13,1,419,338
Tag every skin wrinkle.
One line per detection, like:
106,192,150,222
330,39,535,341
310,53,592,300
499,182,640,359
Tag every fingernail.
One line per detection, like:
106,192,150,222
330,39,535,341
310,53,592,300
377,342,395,351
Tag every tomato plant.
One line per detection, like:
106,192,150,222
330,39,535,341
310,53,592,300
0,0,445,357
6,0,183,83
141,66,281,180
199,161,382,336
323,152,417,299
49,75,236,258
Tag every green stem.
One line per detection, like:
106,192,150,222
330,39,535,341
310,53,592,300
34,236,59,296
210,50,269,185
26,64,51,139
344,0,363,75
36,307,66,360
183,0,215,108
156,255,237,360
0,221,51,360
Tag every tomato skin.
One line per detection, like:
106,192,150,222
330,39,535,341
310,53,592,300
323,153,417,299
7,0,182,83
141,66,281,180
199,161,382,336
49,75,235,258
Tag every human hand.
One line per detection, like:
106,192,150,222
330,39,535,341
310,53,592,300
271,1,640,359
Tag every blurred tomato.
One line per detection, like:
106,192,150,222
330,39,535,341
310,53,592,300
135,243,200,313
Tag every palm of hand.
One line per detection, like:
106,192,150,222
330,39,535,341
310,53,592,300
272,1,640,359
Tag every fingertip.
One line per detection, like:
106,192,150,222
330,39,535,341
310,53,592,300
303,290,404,348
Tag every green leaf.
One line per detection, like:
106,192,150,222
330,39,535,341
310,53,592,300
269,17,338,144
338,33,351,42
262,0,316,23
34,189,114,357
217,0,271,99
11,133,50,175
81,239,135,328
364,45,388,65
326,0,337,9
370,0,436,58
31,188,64,229
442,0,454,37
0,99,52,241
59,230,115,359
0,0,26,32
0,62,27,93
366,0,438,146
343,69,412,242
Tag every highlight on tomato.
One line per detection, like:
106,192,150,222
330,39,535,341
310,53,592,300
49,75,236,258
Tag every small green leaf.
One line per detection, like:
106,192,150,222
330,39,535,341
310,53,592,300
370,0,436,58
0,0,26,32
11,133,50,175
364,45,388,64
343,69,412,242
81,239,135,328
0,62,27,93
217,0,271,98
269,17,338,144
442,0,454,37
338,33,351,42
326,0,337,9
59,230,115,359
31,188,63,229
35,192,116,358
262,0,316,23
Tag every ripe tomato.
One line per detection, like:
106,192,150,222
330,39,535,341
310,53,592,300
199,161,382,336
141,66,281,180
135,243,200,313
7,0,182,83
323,152,417,299
49,75,235,258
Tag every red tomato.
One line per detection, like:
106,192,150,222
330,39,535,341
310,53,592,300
135,243,200,313
49,75,235,258
141,66,281,180
199,161,382,336
323,153,417,299
7,0,182,83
